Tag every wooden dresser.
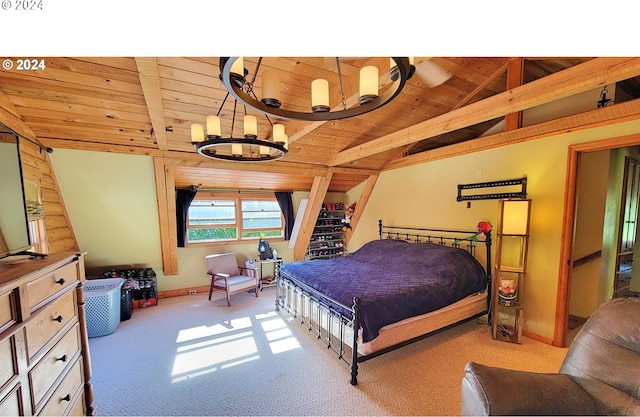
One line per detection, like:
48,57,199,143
0,252,94,416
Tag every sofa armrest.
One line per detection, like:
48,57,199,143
461,362,597,416
214,273,230,281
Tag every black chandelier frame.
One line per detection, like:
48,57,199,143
219,57,415,122
195,137,288,162
192,85,288,162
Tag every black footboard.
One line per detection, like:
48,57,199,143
275,270,362,385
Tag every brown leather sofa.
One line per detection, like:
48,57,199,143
461,297,640,415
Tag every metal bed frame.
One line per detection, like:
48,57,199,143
275,220,492,385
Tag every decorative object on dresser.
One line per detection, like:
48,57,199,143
0,252,94,416
206,253,259,306
276,220,492,385
307,202,345,260
491,199,531,344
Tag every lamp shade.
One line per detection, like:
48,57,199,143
206,116,221,137
191,124,204,143
311,79,330,111
230,57,244,76
262,70,280,102
359,66,379,98
243,115,257,137
501,199,531,235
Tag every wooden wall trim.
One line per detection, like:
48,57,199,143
345,174,378,247
505,58,524,131
293,174,332,260
154,157,178,275
135,57,169,151
554,132,640,347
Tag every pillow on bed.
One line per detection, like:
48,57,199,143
347,239,411,260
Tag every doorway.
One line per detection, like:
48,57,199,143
614,156,640,298
556,134,640,347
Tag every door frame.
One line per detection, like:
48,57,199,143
555,133,640,347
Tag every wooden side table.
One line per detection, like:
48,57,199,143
255,258,282,290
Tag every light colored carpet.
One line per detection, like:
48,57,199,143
88,288,568,416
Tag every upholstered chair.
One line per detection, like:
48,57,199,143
206,253,259,306
461,297,640,415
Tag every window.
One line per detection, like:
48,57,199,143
187,192,283,244
28,219,49,254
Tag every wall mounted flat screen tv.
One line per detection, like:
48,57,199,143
0,134,31,258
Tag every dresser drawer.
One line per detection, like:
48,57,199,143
30,323,81,409
64,390,85,417
37,357,83,416
25,289,77,361
0,385,22,416
0,335,17,389
0,290,15,333
26,261,79,312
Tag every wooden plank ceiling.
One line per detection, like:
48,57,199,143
1,56,638,193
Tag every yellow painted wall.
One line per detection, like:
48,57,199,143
47,150,340,292
49,118,640,340
569,150,609,318
349,119,640,340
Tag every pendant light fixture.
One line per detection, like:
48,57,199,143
219,57,415,122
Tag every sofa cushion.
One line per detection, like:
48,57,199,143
462,362,597,415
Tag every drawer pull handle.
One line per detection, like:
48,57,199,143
61,394,71,402
56,354,67,362
55,278,65,285
53,315,63,322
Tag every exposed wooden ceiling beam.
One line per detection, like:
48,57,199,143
293,173,332,260
403,60,510,156
286,57,399,146
38,137,163,156
135,57,169,151
163,149,378,177
329,57,640,167
0,90,36,140
384,98,640,171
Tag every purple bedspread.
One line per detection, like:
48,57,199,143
279,239,487,343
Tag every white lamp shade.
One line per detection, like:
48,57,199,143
206,116,221,137
273,124,285,142
282,134,288,150
259,146,270,156
190,124,204,143
243,115,257,137
231,143,242,156
230,57,244,76
359,66,379,98
311,79,329,108
262,70,280,101
501,200,531,235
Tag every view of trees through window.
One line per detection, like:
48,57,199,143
187,195,283,243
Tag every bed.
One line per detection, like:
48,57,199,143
275,220,492,385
